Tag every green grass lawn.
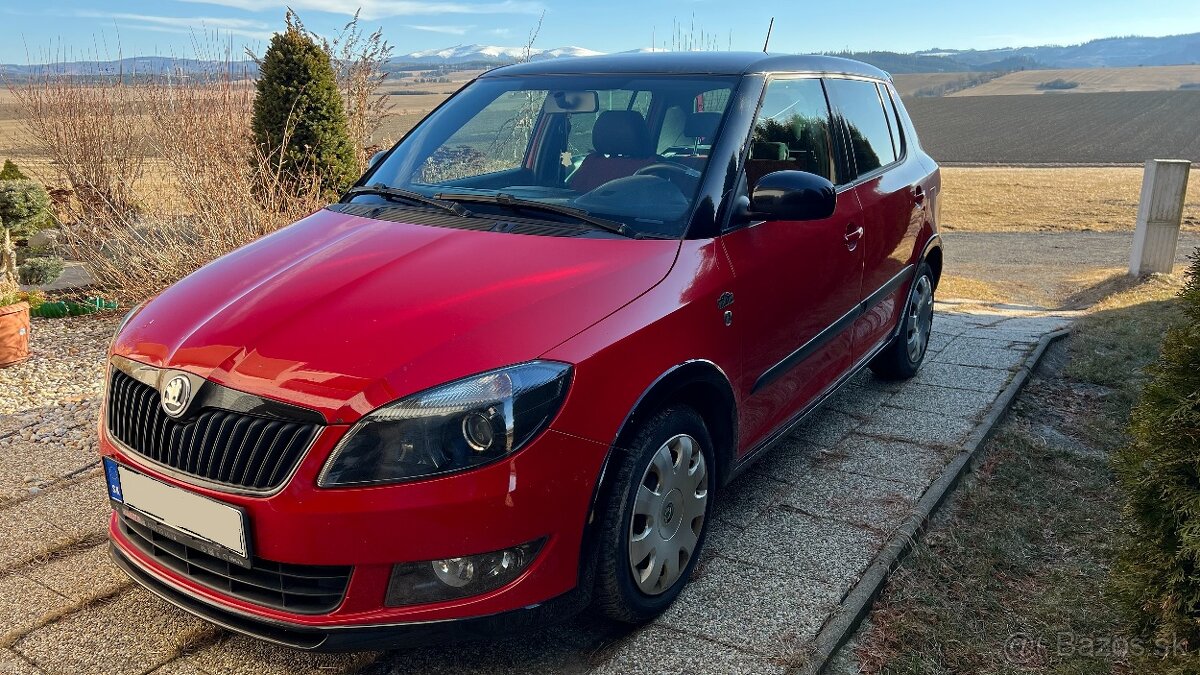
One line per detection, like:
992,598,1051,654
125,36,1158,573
846,273,1188,675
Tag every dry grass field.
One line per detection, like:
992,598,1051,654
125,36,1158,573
948,64,1200,96
905,90,1200,164
940,166,1200,232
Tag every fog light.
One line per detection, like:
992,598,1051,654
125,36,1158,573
385,539,544,607
432,557,475,587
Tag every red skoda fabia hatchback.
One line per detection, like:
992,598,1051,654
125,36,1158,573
101,52,941,649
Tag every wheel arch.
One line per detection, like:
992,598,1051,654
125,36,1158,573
606,360,738,491
575,360,738,594
922,234,943,290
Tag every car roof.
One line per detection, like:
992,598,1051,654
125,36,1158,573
481,52,890,80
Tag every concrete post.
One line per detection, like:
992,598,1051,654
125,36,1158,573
1129,159,1191,275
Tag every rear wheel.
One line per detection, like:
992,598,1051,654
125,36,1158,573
869,262,935,380
594,406,713,623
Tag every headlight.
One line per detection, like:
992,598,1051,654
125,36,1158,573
318,361,572,487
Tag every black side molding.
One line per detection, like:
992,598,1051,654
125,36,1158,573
752,264,914,395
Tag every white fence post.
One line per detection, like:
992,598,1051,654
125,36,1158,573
1129,159,1191,276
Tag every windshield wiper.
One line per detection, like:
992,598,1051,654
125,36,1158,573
345,184,473,217
433,192,642,239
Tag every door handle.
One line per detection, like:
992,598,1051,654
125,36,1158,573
844,224,864,251
913,186,926,204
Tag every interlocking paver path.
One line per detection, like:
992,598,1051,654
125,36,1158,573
0,301,1073,674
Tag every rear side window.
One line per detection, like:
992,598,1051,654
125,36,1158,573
824,78,897,181
883,84,905,158
746,78,837,187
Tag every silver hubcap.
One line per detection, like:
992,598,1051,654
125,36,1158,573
906,275,934,363
628,434,708,595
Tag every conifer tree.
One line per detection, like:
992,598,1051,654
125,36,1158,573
252,11,358,195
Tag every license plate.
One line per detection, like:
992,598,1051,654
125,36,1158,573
104,457,252,568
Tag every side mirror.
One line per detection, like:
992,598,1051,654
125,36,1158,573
367,150,387,170
751,171,836,221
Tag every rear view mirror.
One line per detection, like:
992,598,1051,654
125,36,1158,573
544,90,599,114
367,150,386,170
751,171,837,221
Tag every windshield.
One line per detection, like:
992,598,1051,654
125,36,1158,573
357,74,740,238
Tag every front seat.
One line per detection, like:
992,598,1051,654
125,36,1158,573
568,110,657,193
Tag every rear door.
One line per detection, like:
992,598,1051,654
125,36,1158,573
720,77,865,451
824,78,925,361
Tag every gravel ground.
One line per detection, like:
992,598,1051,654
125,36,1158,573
0,315,119,505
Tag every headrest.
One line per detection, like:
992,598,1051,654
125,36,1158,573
592,110,652,157
684,112,722,140
750,141,790,161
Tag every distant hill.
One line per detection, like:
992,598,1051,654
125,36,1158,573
0,57,257,79
915,33,1200,69
815,51,1047,74
4,32,1198,77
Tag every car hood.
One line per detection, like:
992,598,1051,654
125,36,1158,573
113,208,681,422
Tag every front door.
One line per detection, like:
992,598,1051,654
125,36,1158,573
824,78,925,360
720,77,864,453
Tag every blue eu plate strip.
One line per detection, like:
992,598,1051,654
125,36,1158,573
103,457,123,502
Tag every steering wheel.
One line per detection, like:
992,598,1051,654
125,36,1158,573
634,161,703,181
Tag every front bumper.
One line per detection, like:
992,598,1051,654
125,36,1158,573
110,543,586,651
102,425,610,643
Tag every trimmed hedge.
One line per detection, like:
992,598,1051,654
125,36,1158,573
1113,251,1200,644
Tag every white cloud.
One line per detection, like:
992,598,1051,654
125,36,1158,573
405,24,473,35
76,11,274,40
173,0,543,21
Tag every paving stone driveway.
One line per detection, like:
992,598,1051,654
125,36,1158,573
0,300,1073,675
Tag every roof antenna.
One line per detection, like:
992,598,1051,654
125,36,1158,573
762,17,774,53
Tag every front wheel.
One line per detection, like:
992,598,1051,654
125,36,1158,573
594,406,713,623
869,262,935,380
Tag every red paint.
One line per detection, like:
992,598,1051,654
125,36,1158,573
101,57,940,642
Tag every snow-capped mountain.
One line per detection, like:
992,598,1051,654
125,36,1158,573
397,44,604,65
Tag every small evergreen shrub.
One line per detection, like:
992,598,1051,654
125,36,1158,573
19,256,65,285
251,11,358,196
1113,251,1200,645
0,160,27,180
0,180,52,235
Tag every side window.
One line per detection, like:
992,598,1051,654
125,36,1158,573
824,78,897,181
746,78,836,188
882,84,904,158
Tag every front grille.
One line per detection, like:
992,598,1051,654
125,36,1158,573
106,369,319,492
119,513,351,614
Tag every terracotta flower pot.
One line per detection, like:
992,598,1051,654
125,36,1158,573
0,302,30,367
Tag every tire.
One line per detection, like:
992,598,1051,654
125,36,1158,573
594,406,714,624
869,262,935,381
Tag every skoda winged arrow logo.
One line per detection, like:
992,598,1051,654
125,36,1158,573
161,375,192,418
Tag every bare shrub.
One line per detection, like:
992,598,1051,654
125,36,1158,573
63,59,326,301
304,11,396,171
8,68,146,226
12,41,328,301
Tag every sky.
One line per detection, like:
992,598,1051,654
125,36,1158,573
2,0,1199,63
